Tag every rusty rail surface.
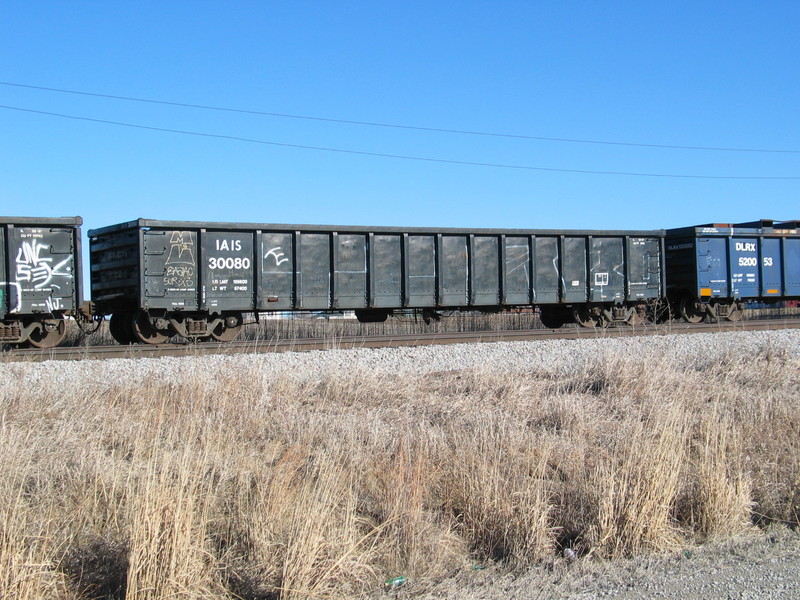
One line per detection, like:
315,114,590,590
4,317,800,363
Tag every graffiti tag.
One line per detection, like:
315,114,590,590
265,247,289,266
15,241,73,290
165,232,196,289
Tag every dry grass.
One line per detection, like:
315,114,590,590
0,341,799,599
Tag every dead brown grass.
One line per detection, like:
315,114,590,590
0,341,799,599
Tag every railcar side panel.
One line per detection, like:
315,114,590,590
10,226,79,314
472,235,500,305
297,233,330,309
627,237,662,300
533,236,559,303
406,235,436,307
333,233,367,309
787,238,800,297
203,231,255,312
502,236,530,305
696,237,728,297
260,232,294,309
142,230,199,310
0,228,6,318
589,237,624,303
729,237,760,298
440,235,468,306
561,237,587,303
760,238,782,297
371,234,402,308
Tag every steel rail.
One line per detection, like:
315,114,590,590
4,318,800,363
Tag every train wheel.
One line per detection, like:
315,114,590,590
679,296,705,323
573,305,599,328
109,312,135,345
724,303,743,322
132,310,169,344
211,312,243,342
27,317,67,348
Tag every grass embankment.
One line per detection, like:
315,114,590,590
1,342,798,599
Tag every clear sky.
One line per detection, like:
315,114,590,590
1,1,798,238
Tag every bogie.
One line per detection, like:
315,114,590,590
26,317,67,349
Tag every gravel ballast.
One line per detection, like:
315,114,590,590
5,329,800,390
376,528,800,600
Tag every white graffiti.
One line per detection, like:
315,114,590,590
15,241,73,290
265,247,289,266
45,297,63,312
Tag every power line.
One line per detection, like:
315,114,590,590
2,104,798,180
2,80,798,154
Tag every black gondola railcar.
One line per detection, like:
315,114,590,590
89,219,665,343
0,216,84,347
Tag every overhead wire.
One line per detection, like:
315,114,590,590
1,80,799,154
2,104,798,180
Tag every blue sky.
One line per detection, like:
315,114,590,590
1,2,798,237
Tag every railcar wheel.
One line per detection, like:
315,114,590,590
211,312,243,342
678,296,705,323
724,303,743,322
27,317,67,349
573,305,599,328
132,310,169,345
109,312,135,345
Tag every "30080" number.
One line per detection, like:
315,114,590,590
208,257,251,270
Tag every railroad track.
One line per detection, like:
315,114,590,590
4,317,800,362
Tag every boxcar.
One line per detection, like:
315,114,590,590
89,219,665,343
665,220,800,322
0,216,84,347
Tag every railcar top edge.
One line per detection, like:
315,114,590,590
0,216,83,226
666,220,800,236
87,218,665,238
